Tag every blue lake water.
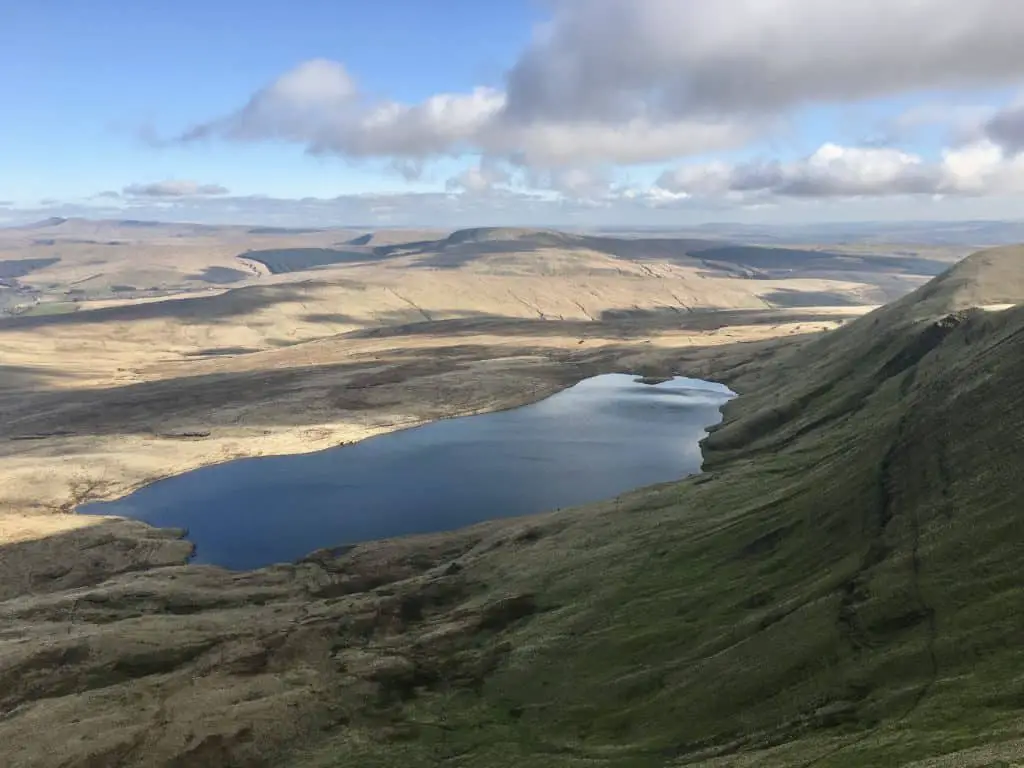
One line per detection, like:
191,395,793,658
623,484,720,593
81,374,734,570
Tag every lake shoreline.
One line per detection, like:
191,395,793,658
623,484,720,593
81,373,734,570
2,348,619,552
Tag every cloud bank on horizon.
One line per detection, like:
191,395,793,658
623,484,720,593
6,0,1024,226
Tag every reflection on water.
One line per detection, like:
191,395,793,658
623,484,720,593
81,374,734,570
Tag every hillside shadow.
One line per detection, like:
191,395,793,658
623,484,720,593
335,307,848,341
692,246,951,276
402,240,952,281
187,266,249,284
247,226,325,235
0,283,322,330
0,363,76,391
0,257,61,279
378,235,722,270
181,347,263,358
241,247,393,274
1,359,363,438
237,237,951,282
762,289,864,308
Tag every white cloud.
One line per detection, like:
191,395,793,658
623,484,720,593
658,141,1024,200
172,2,1024,177
180,58,759,167
121,0,1024,219
317,87,505,157
503,0,1024,121
493,118,761,167
89,2,1024,222
182,59,357,143
522,166,616,200
445,161,513,194
941,140,1024,194
123,180,230,198
183,61,504,158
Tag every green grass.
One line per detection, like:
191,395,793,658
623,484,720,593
282,248,1024,765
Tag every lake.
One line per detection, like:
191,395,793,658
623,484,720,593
81,374,734,570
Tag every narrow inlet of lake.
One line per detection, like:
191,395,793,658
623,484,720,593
80,374,734,570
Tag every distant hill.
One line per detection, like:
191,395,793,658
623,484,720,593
1,217,242,241
361,227,951,284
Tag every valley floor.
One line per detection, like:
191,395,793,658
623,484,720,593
0,308,855,546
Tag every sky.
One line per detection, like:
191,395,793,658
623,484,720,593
4,0,1024,227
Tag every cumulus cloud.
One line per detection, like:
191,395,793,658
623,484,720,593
445,161,512,194
496,117,760,167
178,58,759,167
983,103,1024,154
658,142,1024,200
130,1,1024,211
939,140,1024,194
659,145,942,198
340,87,504,157
173,2,1024,173
523,166,615,200
503,0,1024,122
183,59,503,158
123,180,230,198
182,59,357,143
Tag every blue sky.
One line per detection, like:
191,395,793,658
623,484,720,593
2,0,537,200
3,1,1024,226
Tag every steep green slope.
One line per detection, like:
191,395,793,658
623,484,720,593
704,244,1024,463
296,247,1024,766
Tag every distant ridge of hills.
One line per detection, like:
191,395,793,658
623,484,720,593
6,215,1024,246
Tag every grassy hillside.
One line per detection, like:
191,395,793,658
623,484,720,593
291,247,1024,766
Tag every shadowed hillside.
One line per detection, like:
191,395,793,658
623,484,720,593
239,227,950,287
